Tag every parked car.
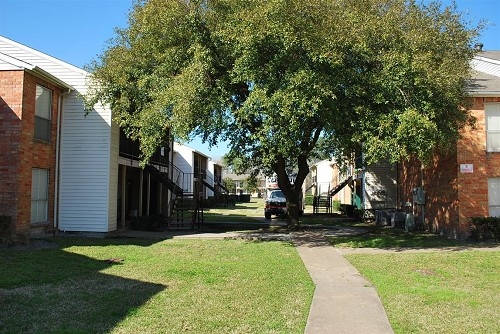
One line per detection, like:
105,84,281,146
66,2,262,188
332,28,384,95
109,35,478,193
265,190,287,219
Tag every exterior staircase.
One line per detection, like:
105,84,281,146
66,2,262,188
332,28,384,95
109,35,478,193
145,164,204,230
202,176,230,207
313,175,353,215
313,196,332,214
329,175,353,197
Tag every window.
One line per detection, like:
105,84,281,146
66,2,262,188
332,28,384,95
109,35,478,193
31,168,49,224
486,103,500,152
488,178,500,217
34,85,52,141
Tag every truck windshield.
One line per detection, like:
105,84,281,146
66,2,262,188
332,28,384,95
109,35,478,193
270,190,285,198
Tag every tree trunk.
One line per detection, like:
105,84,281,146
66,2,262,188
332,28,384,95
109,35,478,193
272,153,310,230
286,191,301,229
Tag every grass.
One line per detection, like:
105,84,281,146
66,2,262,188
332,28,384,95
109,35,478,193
0,237,314,334
326,223,500,333
328,227,466,248
204,197,366,228
204,198,266,223
345,251,500,334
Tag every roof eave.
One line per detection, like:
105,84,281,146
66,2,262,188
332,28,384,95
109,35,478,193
28,66,74,91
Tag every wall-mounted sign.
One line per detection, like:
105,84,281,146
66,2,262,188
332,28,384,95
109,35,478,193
460,164,473,173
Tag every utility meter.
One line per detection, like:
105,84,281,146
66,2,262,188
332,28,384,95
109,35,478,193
412,187,425,205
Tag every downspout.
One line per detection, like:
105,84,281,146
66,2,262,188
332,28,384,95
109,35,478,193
54,88,72,231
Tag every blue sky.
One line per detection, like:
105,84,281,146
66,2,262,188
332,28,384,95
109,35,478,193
1,0,499,158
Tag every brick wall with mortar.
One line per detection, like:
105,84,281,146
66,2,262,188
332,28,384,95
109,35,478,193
398,97,500,239
398,151,460,237
457,97,500,230
0,70,64,235
0,71,23,229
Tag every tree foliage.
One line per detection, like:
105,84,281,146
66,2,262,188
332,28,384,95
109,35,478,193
86,0,482,227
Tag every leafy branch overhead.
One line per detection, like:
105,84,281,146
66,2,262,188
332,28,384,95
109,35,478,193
86,0,482,227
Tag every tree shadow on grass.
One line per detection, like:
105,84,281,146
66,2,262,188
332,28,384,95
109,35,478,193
328,226,500,250
0,240,167,333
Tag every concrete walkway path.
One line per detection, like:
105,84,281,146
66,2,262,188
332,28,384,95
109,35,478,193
293,231,394,334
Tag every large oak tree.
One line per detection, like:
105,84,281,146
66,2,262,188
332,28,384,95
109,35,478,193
86,0,482,227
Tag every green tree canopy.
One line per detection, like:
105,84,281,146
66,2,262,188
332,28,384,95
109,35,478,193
86,0,482,227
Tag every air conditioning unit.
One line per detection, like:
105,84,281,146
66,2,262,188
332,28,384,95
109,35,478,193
405,213,415,231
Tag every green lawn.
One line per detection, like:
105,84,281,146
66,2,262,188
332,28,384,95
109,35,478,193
4,201,499,334
327,225,500,334
0,237,314,334
328,227,466,248
346,251,500,334
204,198,265,223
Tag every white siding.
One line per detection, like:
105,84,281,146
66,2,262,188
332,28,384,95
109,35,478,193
0,36,115,232
173,143,194,193
363,160,397,210
206,161,215,197
471,57,500,77
58,95,113,232
173,143,194,174
315,160,334,195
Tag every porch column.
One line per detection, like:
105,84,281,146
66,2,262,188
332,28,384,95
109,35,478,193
146,173,151,216
139,169,144,216
158,183,163,215
121,165,126,228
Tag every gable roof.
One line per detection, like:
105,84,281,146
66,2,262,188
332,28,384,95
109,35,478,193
470,52,500,96
0,51,74,90
0,36,90,94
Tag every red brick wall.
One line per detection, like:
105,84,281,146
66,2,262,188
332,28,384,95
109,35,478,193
398,151,460,236
457,97,500,230
0,70,64,235
398,97,500,239
0,71,23,228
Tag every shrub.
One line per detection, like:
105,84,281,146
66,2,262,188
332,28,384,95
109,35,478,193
131,215,166,231
469,217,500,241
0,215,11,232
340,204,356,217
304,195,314,206
332,200,341,212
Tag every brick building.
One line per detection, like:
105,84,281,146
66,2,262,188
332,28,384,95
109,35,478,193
1,36,222,236
398,50,500,239
0,53,72,235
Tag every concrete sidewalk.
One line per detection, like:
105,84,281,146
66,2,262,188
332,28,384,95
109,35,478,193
293,232,394,334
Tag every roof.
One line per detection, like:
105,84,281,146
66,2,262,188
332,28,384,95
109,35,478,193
0,36,89,94
469,70,500,96
478,51,500,61
470,52,500,96
0,51,74,90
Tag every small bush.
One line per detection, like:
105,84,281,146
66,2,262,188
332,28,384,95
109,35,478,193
205,196,216,208
469,217,500,241
332,200,341,212
0,215,12,232
304,195,314,206
340,204,356,217
131,215,165,231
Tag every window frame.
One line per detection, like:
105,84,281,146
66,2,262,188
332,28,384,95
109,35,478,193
488,178,500,217
34,84,52,142
31,168,49,224
485,103,500,152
